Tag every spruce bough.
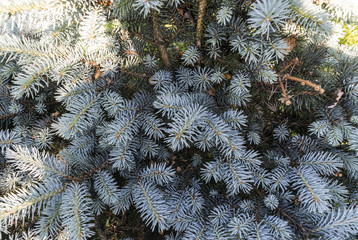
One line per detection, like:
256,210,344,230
0,0,358,239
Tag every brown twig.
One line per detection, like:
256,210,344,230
216,57,238,69
170,8,184,35
255,203,261,222
120,68,147,78
277,208,309,238
95,216,108,240
168,27,182,42
296,90,321,96
282,74,325,94
151,9,171,67
0,162,8,169
252,185,265,222
0,113,16,120
123,50,141,56
196,0,208,47
65,159,111,182
278,78,291,106
128,30,156,45
280,57,300,73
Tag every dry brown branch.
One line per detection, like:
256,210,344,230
280,57,300,73
279,78,291,106
282,74,325,94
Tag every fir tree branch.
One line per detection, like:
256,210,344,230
196,0,208,47
151,9,171,67
0,1,357,238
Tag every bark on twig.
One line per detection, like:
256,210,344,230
277,208,308,237
196,0,208,48
278,78,291,106
280,57,300,73
128,30,156,46
65,160,111,182
283,74,325,94
168,28,182,42
120,68,147,78
151,9,171,67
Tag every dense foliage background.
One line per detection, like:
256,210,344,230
0,0,358,239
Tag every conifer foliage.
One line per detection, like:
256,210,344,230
0,0,358,239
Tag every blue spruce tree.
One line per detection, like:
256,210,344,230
0,0,358,239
